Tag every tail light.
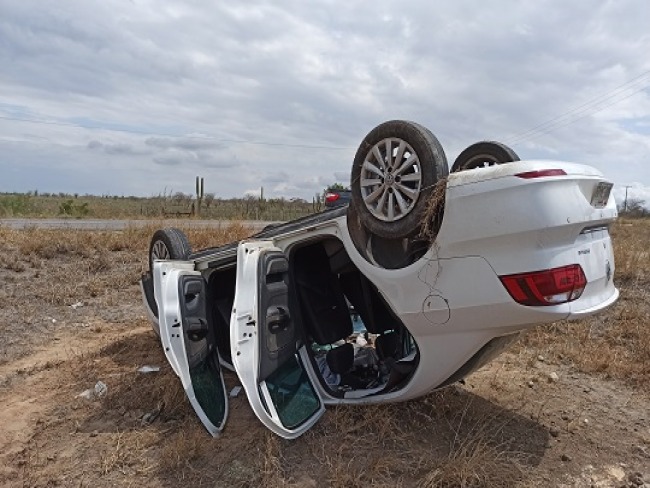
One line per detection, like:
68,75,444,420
500,265,587,306
325,192,340,203
515,169,567,179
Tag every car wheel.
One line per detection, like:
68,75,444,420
451,141,520,172
148,228,191,271
350,120,448,239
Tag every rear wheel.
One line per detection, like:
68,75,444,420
350,120,448,239
451,141,519,172
148,228,191,271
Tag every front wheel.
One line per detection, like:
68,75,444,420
350,120,448,239
148,228,191,271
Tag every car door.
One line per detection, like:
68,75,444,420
153,261,228,436
231,240,325,439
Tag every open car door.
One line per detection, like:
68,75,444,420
231,241,325,439
153,261,228,436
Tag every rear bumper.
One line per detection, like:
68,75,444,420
568,286,619,319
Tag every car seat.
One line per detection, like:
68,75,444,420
294,244,356,387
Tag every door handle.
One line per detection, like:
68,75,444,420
267,307,290,333
186,318,208,341
183,280,203,296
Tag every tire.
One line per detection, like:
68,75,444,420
451,141,520,172
350,120,448,239
148,228,191,271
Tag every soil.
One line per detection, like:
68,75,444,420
0,231,648,487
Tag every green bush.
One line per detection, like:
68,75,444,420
58,199,90,217
0,194,34,217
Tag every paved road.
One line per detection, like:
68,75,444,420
0,218,277,232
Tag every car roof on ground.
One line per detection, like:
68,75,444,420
188,206,348,261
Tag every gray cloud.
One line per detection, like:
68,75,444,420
87,140,150,156
152,149,236,169
0,0,648,201
263,171,291,184
153,156,182,167
145,137,227,151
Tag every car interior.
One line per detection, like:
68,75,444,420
291,239,418,398
202,237,419,399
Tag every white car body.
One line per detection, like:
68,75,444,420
142,159,618,439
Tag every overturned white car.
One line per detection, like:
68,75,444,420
141,120,618,439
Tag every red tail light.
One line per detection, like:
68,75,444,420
325,192,340,203
515,169,567,179
500,265,587,306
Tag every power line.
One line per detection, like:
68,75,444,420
506,69,650,145
0,114,354,150
4,67,650,151
508,82,650,145
507,69,650,144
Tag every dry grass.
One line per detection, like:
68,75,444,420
0,222,253,260
420,178,447,241
0,222,254,369
419,400,525,488
611,218,650,283
250,390,534,487
3,218,648,487
0,223,252,306
100,431,159,477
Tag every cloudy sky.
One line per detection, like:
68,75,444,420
1,1,649,205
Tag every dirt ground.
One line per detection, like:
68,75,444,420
0,223,648,487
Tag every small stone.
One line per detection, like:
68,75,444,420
628,472,644,486
89,430,98,438
550,427,560,438
141,407,161,426
583,418,589,425
548,372,559,383
527,381,535,388
561,413,570,421
561,454,572,462
537,355,545,362
607,466,625,481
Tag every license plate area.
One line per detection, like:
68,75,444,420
590,182,613,208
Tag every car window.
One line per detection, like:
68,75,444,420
262,355,321,429
352,314,366,334
189,358,227,427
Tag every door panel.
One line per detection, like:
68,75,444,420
258,250,296,381
154,262,228,436
231,241,325,439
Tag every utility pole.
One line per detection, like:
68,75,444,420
623,185,632,213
